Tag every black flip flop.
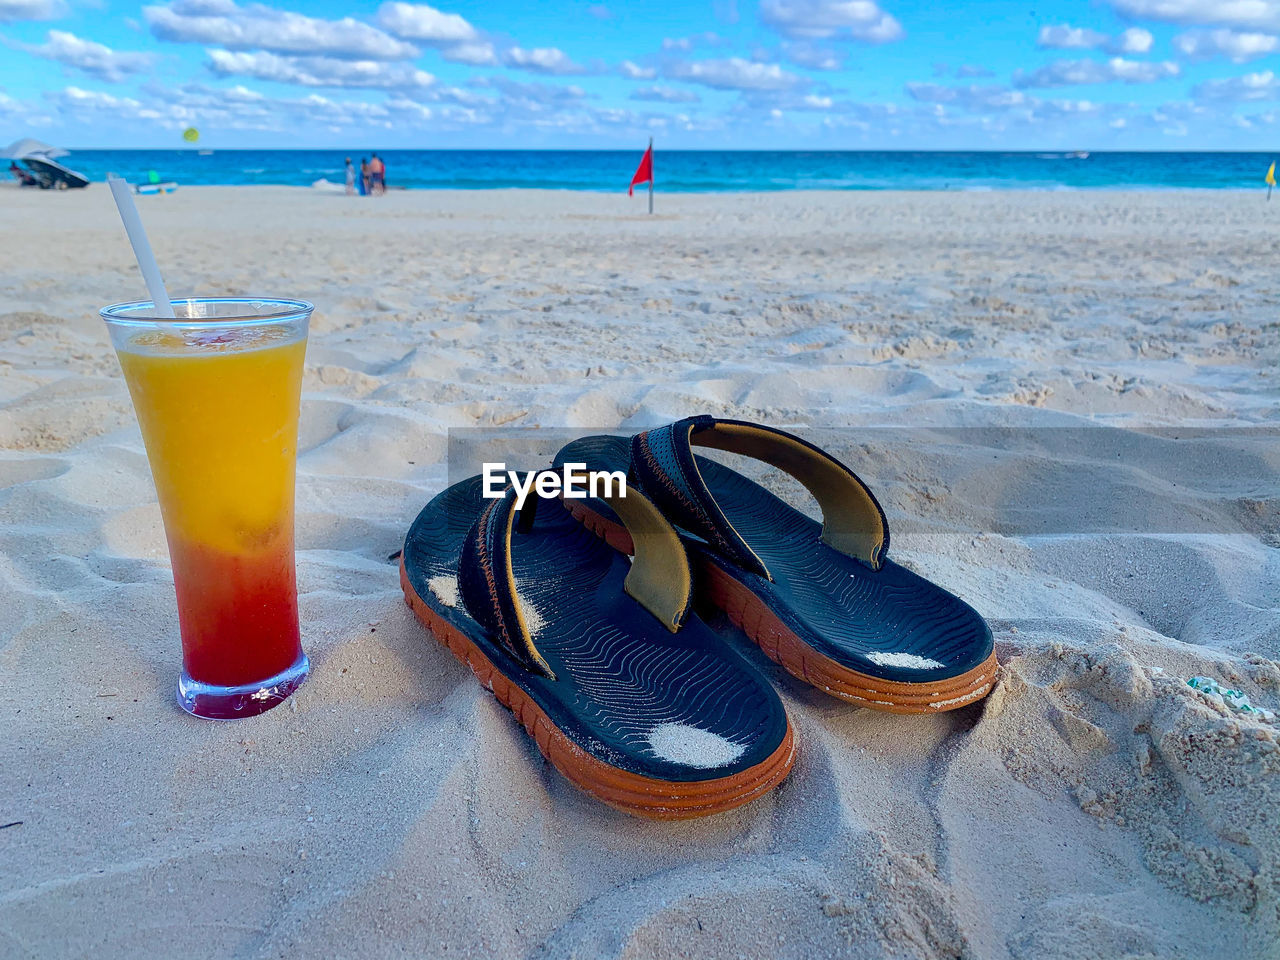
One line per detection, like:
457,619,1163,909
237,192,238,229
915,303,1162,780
399,470,796,818
554,416,997,713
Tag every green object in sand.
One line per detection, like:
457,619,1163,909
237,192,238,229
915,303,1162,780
1186,676,1275,721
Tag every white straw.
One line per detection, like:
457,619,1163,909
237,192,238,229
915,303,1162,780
107,175,175,319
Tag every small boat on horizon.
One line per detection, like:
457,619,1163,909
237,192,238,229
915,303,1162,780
1068,151,1090,160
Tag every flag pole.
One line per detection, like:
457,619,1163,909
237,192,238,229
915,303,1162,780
647,137,654,215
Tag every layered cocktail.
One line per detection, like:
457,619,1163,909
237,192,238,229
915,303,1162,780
101,298,312,719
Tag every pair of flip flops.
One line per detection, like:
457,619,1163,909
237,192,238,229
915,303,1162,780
400,416,997,819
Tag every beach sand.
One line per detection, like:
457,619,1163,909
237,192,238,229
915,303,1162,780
1,185,1277,959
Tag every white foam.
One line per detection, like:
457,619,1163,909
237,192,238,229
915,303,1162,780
119,322,304,357
867,651,945,671
646,723,746,769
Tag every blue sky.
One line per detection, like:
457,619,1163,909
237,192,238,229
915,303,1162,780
1,0,1279,148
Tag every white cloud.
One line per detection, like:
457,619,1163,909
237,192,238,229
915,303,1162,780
1037,24,1154,54
22,30,153,82
374,2,477,43
482,77,589,104
1192,69,1280,100
759,0,903,43
1038,98,1105,115
502,46,584,75
904,82,967,103
22,74,681,141
906,82,1031,111
207,49,436,90
1108,58,1180,82
629,85,700,103
1114,28,1156,53
54,85,146,113
736,88,877,114
662,33,720,52
619,60,656,79
46,80,449,133
143,0,417,60
375,3,581,73
1174,28,1280,61
1140,100,1209,137
0,0,64,21
813,100,904,132
441,41,498,65
218,83,264,102
1037,24,1110,49
782,41,843,70
1107,0,1280,31
1230,109,1279,127
665,56,804,91
450,78,665,137
901,80,1117,130
1015,56,1180,87
425,84,493,107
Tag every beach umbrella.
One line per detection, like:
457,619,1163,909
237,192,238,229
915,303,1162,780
2,137,69,159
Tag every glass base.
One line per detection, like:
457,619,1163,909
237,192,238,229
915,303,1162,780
177,653,309,720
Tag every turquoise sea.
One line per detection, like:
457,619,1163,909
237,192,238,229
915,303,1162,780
49,150,1278,192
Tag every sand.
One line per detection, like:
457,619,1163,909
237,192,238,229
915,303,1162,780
0,184,1276,959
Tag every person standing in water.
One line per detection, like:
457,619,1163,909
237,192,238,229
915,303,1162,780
344,157,355,195
370,153,385,195
358,158,370,196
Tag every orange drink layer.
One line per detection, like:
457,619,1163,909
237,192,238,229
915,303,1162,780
103,298,312,719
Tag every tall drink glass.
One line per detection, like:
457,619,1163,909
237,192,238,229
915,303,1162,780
101,298,313,719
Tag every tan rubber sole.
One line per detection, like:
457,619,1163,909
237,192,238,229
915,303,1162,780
563,500,998,715
399,558,796,819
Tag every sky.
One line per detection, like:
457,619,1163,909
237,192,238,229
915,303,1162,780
1,0,1279,149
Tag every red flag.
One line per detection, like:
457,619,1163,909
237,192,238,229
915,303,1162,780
628,143,652,196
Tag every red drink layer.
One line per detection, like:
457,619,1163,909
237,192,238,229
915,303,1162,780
169,536,301,687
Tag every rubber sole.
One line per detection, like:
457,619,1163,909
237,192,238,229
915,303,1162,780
564,499,998,715
399,558,797,819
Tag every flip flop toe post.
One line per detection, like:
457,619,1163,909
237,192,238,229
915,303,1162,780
555,417,998,714
400,470,795,818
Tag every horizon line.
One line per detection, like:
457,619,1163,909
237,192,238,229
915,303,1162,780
47,147,1280,155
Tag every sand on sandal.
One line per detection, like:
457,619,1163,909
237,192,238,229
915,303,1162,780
0,185,1276,960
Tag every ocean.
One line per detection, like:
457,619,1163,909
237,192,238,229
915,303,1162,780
48,149,1277,192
